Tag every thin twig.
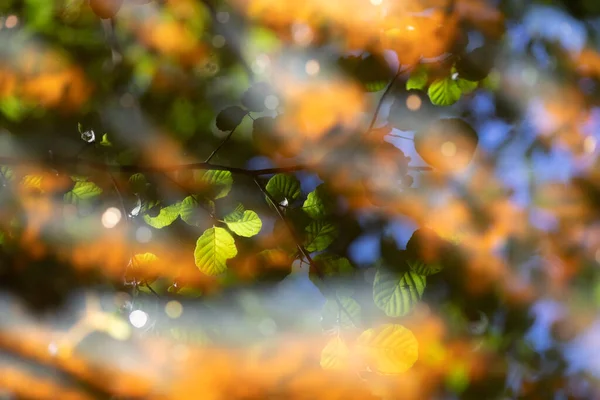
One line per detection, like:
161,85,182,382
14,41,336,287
205,126,238,163
366,65,408,133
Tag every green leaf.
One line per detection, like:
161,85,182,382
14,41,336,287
0,96,28,121
179,196,209,226
310,253,355,294
322,295,361,330
304,221,338,252
129,173,148,194
144,203,181,229
64,181,103,203
407,259,443,276
373,269,426,317
303,185,334,219
224,209,262,237
457,78,478,94
428,77,462,106
406,66,428,90
194,227,238,275
198,170,233,199
265,174,301,204
99,133,112,147
0,166,14,181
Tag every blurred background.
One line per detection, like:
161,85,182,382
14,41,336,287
1,0,600,399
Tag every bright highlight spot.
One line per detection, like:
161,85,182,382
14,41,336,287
165,301,183,319
292,23,314,46
584,136,597,154
406,94,422,111
129,310,148,328
102,207,122,228
305,59,320,76
406,25,415,31
265,95,279,110
252,54,270,74
5,15,18,29
441,141,457,157
371,0,383,5
106,318,131,341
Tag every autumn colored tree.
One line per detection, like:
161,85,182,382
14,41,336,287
1,0,600,399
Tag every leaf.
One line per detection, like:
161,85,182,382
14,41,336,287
355,324,419,375
0,166,14,181
428,77,462,106
194,227,238,276
265,174,301,204
129,173,148,194
241,82,273,112
310,253,355,294
224,209,262,237
198,170,233,199
373,269,426,317
406,66,428,90
64,181,103,203
99,133,112,146
132,252,159,268
304,221,338,252
354,54,393,92
179,196,209,226
322,295,361,330
320,336,351,370
144,203,181,229
303,184,334,219
216,106,247,132
21,175,43,190
407,259,443,276
457,78,478,94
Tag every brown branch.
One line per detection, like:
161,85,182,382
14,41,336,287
0,157,429,175
0,156,308,176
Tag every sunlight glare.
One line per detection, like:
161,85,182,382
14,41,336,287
129,310,148,328
102,207,122,228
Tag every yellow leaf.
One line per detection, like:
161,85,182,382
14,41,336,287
356,324,418,375
320,336,350,371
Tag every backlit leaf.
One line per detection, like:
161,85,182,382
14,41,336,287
64,181,102,203
304,221,338,252
194,227,237,275
265,174,301,204
144,203,181,229
320,336,351,370
322,295,361,330
224,209,262,237
428,77,462,106
356,324,419,375
179,196,209,227
408,259,443,276
373,269,426,317
198,170,233,199
406,66,428,90
303,184,334,219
